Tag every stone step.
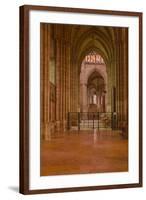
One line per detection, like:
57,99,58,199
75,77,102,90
80,126,111,128
70,127,112,130
80,122,111,125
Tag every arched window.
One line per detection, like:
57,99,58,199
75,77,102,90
93,93,97,104
84,51,104,65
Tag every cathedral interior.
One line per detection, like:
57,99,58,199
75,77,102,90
40,23,128,176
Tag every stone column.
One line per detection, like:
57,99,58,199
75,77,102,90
66,43,71,113
82,83,88,112
122,29,128,122
72,63,76,111
115,35,121,126
63,41,70,131
115,30,127,127
70,59,76,112
106,63,112,112
70,59,73,111
62,41,66,130
102,94,105,112
60,40,63,129
55,39,61,131
40,24,50,140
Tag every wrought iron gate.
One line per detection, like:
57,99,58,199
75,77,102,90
67,112,117,130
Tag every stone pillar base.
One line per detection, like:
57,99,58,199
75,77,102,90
63,120,67,131
50,122,55,135
118,120,128,138
55,120,67,132
41,123,51,141
55,121,61,132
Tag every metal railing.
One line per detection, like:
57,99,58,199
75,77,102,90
67,112,117,130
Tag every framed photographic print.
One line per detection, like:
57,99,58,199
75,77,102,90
20,5,143,194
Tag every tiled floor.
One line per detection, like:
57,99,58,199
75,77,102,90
40,130,128,176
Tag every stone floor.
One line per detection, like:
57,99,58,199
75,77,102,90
40,130,128,176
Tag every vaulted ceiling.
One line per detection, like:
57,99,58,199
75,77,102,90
53,23,125,75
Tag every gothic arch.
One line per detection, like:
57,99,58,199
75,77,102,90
71,27,115,63
81,66,107,86
78,46,108,73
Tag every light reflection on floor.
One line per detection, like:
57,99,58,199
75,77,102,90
40,130,128,176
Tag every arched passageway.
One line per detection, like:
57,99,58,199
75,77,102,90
80,51,107,113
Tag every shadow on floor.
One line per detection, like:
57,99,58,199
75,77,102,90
8,186,19,193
